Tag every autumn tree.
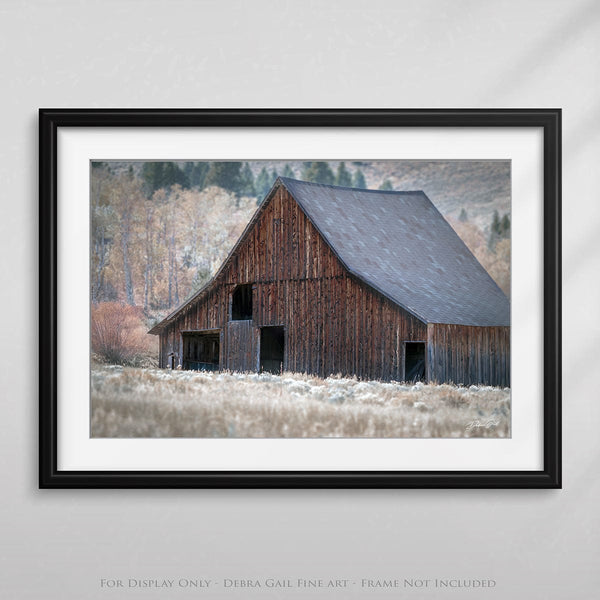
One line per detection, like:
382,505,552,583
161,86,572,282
91,164,264,324
142,193,155,312
102,168,146,305
90,164,116,302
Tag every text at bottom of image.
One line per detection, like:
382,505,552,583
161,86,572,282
100,577,497,591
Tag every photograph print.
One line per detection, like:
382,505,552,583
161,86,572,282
90,159,511,439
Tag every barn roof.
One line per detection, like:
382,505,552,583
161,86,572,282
149,177,509,334
279,177,510,327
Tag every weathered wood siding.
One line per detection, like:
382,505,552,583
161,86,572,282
426,323,510,386
159,186,427,380
226,320,257,372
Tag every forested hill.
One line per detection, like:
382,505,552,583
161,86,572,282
91,160,510,329
103,160,510,231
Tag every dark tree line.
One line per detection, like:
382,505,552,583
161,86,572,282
133,160,371,205
299,161,368,189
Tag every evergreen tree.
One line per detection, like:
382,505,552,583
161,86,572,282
302,162,335,185
500,213,510,236
204,161,242,193
459,208,468,222
162,162,189,189
184,161,193,183
141,162,188,196
491,210,501,235
270,168,279,182
141,162,164,196
335,162,353,187
282,164,295,179
488,210,501,250
255,167,272,202
239,162,256,196
489,210,511,250
184,161,209,189
378,179,394,191
353,168,367,189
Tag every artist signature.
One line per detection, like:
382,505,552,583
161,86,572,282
465,419,500,431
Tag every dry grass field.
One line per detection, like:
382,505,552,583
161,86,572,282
91,365,510,438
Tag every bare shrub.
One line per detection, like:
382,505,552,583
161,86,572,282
91,302,154,365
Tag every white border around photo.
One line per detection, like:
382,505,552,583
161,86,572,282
57,126,543,472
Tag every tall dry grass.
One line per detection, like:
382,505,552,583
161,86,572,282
91,366,510,438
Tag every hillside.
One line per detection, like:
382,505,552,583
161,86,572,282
100,160,510,233
245,160,510,232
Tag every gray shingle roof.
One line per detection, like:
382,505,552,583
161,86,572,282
280,177,509,327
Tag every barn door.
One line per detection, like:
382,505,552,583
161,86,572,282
405,342,426,382
226,320,258,372
259,326,285,374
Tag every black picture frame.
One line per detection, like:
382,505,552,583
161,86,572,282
39,108,561,489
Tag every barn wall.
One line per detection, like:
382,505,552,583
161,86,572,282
158,185,427,380
426,323,510,387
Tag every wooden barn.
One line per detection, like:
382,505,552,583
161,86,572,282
149,177,510,386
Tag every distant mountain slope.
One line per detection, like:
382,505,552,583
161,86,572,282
245,160,510,232
365,160,510,231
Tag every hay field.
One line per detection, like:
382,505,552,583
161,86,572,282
91,366,510,438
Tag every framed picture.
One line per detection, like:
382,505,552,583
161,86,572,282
39,109,561,488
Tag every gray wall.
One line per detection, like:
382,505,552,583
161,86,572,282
1,1,598,598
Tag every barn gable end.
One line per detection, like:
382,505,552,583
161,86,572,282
151,182,428,381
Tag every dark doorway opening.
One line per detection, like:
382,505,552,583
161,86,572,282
182,331,220,371
260,326,285,374
231,284,253,320
405,342,426,382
